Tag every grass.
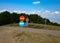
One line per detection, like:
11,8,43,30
12,30,60,43
27,23,60,31
4,23,60,30
5,23,19,26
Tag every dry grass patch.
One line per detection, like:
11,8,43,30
27,23,60,31
5,23,60,30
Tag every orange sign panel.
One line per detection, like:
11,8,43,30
19,15,25,21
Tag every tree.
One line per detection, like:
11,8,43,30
0,11,11,25
0,11,60,26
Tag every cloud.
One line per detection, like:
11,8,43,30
43,10,51,14
32,1,40,4
43,10,60,15
52,11,60,14
27,10,41,15
13,10,18,13
0,9,60,15
13,10,26,14
13,10,41,14
0,9,7,12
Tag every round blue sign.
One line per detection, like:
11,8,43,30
19,21,24,27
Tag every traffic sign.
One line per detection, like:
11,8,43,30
19,21,24,27
19,15,25,21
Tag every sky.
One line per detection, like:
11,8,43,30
0,0,60,24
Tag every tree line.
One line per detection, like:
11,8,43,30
0,11,60,26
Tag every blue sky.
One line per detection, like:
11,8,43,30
0,0,60,23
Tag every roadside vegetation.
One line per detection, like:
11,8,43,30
4,23,60,31
27,23,60,31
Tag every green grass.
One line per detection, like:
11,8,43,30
12,30,60,43
5,23,19,26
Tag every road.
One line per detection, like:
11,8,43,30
0,26,60,36
0,26,60,43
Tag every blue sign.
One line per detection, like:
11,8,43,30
19,21,24,27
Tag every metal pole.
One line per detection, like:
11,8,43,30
45,19,46,25
25,17,29,26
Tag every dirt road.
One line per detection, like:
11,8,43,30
0,26,60,43
0,26,60,36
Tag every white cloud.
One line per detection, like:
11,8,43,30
0,9,60,15
43,10,60,15
43,10,51,14
13,10,26,14
52,11,60,14
28,10,41,15
0,9,7,12
13,10,18,13
32,1,40,4
31,11,36,14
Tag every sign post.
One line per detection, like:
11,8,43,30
45,19,46,25
25,17,29,26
